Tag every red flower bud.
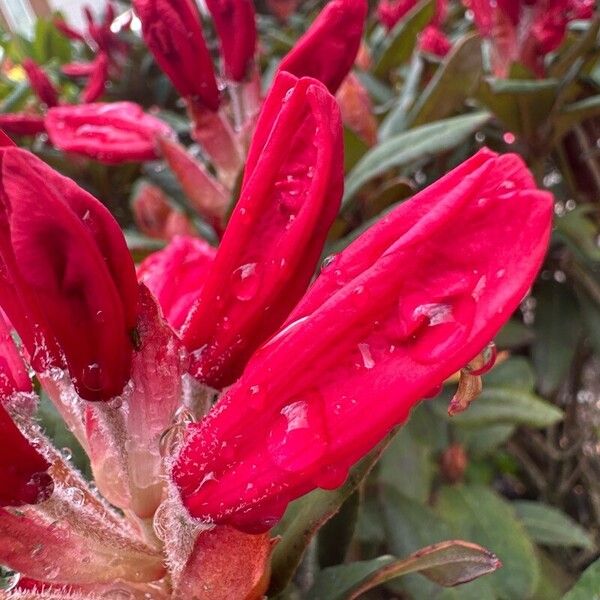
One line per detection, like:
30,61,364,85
419,26,452,57
138,236,216,332
173,148,553,532
62,62,97,78
81,53,109,103
133,0,220,111
464,0,592,77
181,72,344,389
0,147,139,401
0,113,46,136
54,17,86,42
277,0,368,93
0,404,53,507
22,59,59,108
45,102,173,164
205,0,257,82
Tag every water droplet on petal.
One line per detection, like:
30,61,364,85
232,263,260,301
413,303,454,326
357,343,375,369
268,395,328,472
81,363,103,392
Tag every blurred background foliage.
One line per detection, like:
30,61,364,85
0,0,599,598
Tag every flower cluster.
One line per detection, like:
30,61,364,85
0,1,556,598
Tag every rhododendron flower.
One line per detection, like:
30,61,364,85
138,235,216,331
277,0,368,94
173,148,553,531
0,113,46,136
133,0,220,111
205,0,257,82
0,146,138,401
419,25,452,57
22,59,58,108
181,72,344,389
378,0,447,30
465,0,594,76
45,102,174,164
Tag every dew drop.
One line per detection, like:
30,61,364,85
267,395,328,472
413,303,454,326
61,447,73,461
65,487,85,507
357,343,375,369
232,263,260,301
321,254,337,271
81,363,103,392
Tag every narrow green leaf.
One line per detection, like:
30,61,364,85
343,111,490,206
407,34,483,128
373,0,435,77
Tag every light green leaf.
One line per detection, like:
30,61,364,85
513,501,595,550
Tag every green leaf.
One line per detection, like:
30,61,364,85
562,557,600,600
309,541,501,600
268,437,393,596
381,488,495,599
435,485,540,599
483,357,536,390
532,281,583,396
556,95,600,140
495,319,535,349
407,34,483,128
513,501,595,550
436,388,563,428
317,491,360,568
343,111,490,206
556,207,600,263
379,425,435,502
373,0,435,78
549,18,600,79
476,77,558,139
